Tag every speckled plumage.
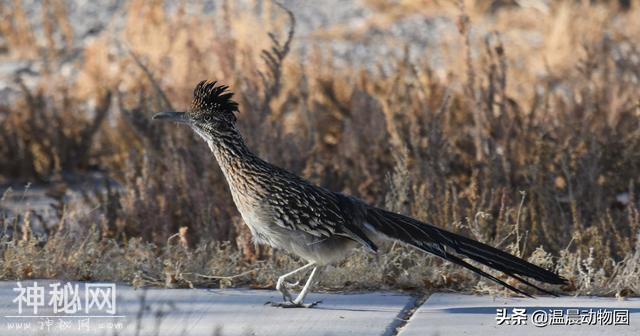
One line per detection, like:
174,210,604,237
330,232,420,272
208,125,374,265
153,81,567,306
191,80,238,123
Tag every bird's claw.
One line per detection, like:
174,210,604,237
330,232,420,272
267,300,321,308
284,280,300,288
276,278,294,301
276,275,303,302
276,284,294,302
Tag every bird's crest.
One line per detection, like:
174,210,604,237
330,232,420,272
191,80,238,123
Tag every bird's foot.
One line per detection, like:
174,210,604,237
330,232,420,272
275,279,295,302
284,280,300,288
278,289,294,303
266,300,322,308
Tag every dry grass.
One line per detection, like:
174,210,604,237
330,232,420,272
0,1,639,297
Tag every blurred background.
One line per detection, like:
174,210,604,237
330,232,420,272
0,0,638,296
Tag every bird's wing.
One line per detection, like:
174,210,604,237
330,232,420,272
265,171,378,252
364,206,567,297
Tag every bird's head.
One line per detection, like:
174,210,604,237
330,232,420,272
152,81,239,141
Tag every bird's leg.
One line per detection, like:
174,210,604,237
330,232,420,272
292,265,321,306
271,266,322,308
273,262,315,303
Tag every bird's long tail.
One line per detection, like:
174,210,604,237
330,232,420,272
365,207,567,297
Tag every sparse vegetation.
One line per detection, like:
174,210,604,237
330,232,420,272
0,1,639,297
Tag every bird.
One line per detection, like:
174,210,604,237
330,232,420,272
152,80,567,308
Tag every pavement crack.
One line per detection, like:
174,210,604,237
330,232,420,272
383,293,429,336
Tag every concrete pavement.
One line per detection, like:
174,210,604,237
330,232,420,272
399,293,640,336
0,280,638,335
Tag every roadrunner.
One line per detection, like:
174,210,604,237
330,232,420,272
153,81,566,307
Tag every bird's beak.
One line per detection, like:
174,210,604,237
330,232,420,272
152,112,190,124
